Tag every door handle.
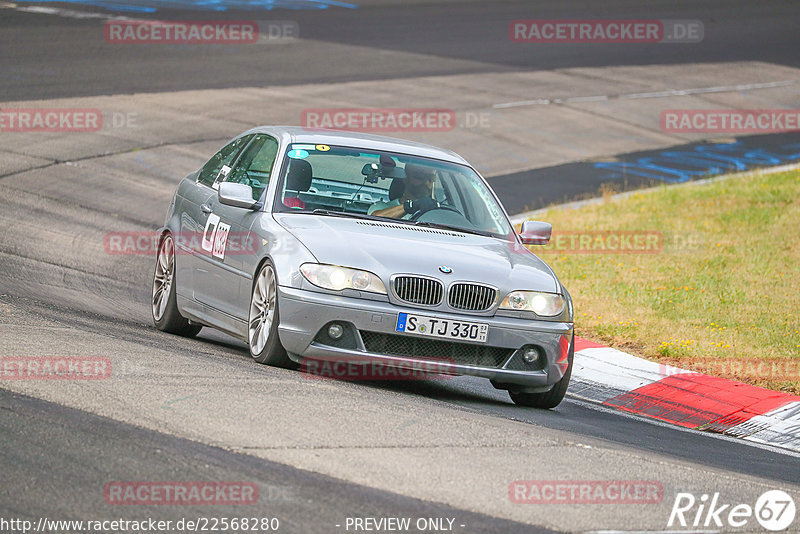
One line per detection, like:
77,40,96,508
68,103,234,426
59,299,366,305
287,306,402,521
200,203,212,214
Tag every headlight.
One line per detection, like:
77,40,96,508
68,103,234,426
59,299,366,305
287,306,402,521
300,263,387,294
499,291,566,316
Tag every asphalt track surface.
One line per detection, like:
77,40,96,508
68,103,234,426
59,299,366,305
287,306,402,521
2,1,800,533
0,389,552,534
2,0,800,101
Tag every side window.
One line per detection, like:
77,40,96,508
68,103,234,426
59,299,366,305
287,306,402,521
225,134,279,200
197,134,253,187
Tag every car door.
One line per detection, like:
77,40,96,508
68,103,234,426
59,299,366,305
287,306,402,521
193,133,280,320
177,134,253,302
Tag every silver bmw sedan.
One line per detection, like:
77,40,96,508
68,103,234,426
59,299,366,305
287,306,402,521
152,126,574,408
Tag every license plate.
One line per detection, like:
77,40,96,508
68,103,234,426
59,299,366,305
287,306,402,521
395,312,488,343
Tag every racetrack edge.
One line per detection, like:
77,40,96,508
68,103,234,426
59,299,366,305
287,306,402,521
571,336,800,453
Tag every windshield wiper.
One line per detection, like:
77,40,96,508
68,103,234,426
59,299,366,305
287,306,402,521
299,210,495,237
411,220,494,237
305,209,379,222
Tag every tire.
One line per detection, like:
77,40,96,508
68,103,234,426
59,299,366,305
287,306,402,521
248,261,295,368
152,234,202,337
509,334,574,409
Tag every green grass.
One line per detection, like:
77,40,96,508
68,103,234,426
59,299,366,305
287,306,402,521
528,169,800,394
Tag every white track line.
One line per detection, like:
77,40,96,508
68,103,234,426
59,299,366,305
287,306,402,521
494,80,797,109
4,4,138,20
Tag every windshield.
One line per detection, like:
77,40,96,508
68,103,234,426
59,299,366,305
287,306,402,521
275,143,513,238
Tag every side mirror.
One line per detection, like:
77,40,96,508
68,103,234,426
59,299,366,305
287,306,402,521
519,220,552,245
218,182,259,210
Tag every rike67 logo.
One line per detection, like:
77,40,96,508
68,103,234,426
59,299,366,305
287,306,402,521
668,490,796,531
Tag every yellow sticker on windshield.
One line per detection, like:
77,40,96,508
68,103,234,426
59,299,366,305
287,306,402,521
315,144,330,152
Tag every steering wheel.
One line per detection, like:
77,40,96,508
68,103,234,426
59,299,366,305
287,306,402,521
409,204,464,221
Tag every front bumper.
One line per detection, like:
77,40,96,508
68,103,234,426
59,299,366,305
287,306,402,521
277,286,573,391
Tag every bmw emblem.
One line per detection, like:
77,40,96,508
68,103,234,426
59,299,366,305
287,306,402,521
438,265,453,274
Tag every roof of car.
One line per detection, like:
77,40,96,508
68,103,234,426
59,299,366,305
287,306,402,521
243,126,469,166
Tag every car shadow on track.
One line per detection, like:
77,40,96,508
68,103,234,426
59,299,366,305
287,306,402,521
306,372,518,408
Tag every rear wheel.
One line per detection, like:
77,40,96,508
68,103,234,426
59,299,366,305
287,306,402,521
248,261,295,368
510,334,574,409
152,234,202,337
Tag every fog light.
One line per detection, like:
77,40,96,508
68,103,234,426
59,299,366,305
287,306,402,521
522,347,540,364
328,324,344,339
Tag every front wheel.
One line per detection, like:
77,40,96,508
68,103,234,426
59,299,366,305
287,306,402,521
152,234,202,337
510,334,574,409
248,261,295,368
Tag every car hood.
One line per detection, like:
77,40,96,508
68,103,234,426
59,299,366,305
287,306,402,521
273,214,559,293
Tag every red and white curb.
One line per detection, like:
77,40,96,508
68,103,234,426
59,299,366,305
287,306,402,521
571,336,800,453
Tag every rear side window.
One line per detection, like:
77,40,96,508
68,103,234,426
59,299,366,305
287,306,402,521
197,134,253,187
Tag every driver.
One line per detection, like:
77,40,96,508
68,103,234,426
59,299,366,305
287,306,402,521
368,163,439,219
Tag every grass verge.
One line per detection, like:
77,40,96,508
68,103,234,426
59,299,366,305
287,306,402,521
528,168,800,394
